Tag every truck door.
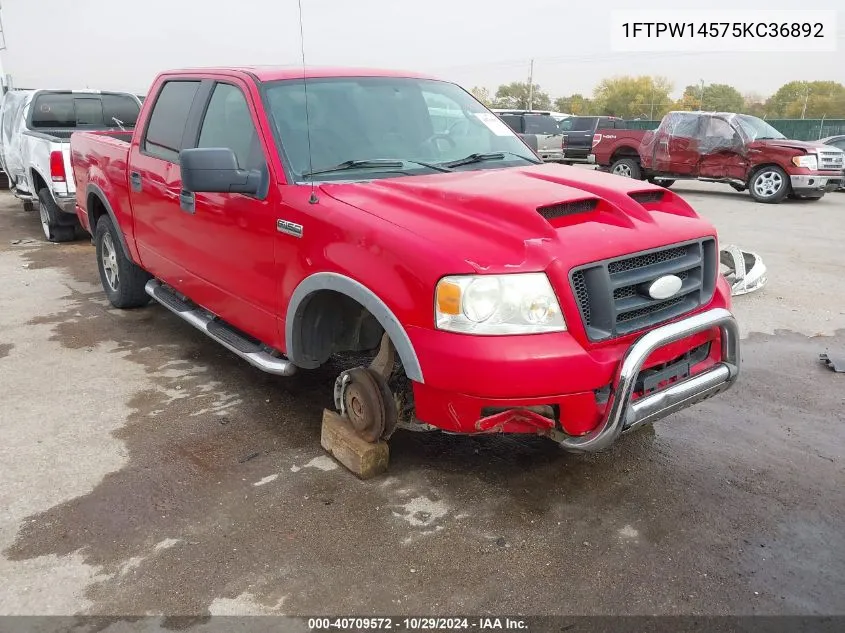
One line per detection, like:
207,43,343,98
129,79,203,281
653,112,701,175
180,80,280,347
697,115,747,180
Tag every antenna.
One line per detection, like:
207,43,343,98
296,0,318,204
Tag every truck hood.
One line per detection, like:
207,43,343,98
751,138,831,153
320,164,716,274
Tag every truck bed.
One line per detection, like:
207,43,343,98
592,128,650,166
70,130,134,235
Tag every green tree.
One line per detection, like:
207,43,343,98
765,81,845,118
554,94,594,115
470,86,492,107
492,82,551,110
674,84,744,112
592,76,673,119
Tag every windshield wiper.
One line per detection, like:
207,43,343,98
111,117,126,131
441,151,540,169
302,158,452,179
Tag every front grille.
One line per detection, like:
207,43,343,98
819,150,844,171
569,239,717,341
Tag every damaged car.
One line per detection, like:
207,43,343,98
592,111,845,203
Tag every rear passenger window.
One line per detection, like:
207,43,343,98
144,81,201,162
197,83,264,171
596,119,614,130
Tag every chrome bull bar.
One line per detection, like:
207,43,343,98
550,308,740,452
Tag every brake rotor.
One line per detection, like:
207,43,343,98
341,367,386,443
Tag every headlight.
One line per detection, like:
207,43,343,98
792,154,818,170
435,273,566,334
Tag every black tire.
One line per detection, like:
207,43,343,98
94,215,151,308
730,183,746,192
748,166,790,203
610,157,642,180
648,178,675,188
37,189,77,242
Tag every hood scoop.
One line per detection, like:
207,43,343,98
629,190,664,204
537,198,598,221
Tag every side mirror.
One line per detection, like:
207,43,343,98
179,147,262,195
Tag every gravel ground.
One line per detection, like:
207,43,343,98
0,182,843,619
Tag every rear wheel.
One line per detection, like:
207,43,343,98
37,189,76,242
610,158,642,180
95,215,151,308
749,166,789,203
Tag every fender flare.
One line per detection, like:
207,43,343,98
285,272,424,383
28,165,51,197
86,183,135,263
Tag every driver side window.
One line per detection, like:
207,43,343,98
197,83,265,171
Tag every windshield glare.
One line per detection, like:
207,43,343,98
734,114,785,141
262,77,538,180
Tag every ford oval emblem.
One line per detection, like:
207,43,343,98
648,275,683,300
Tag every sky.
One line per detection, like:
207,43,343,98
0,0,841,101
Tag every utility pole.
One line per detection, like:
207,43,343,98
801,83,810,119
649,86,655,120
527,59,534,111
699,79,705,111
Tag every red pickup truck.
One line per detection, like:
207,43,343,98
593,111,844,203
70,67,739,453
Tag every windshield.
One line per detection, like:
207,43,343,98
733,114,786,141
262,77,538,181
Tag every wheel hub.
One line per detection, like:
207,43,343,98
336,367,387,443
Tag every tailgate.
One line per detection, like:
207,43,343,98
61,143,75,195
564,131,594,150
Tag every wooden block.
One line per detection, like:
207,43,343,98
321,409,389,479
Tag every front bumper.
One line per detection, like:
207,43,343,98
790,173,842,193
546,307,739,451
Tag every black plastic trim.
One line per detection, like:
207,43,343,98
85,184,134,263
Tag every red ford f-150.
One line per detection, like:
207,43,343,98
593,111,844,203
70,67,739,453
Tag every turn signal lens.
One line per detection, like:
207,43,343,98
436,280,461,315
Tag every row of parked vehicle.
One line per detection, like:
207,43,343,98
0,67,744,457
493,108,845,203
0,88,143,241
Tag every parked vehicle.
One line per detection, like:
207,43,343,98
71,67,740,454
819,135,845,190
492,110,565,162
593,111,845,203
558,115,625,164
0,89,141,241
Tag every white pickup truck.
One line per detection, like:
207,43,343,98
0,89,141,241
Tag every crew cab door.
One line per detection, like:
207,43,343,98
653,112,701,175
179,80,280,347
130,79,203,279
696,115,747,180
